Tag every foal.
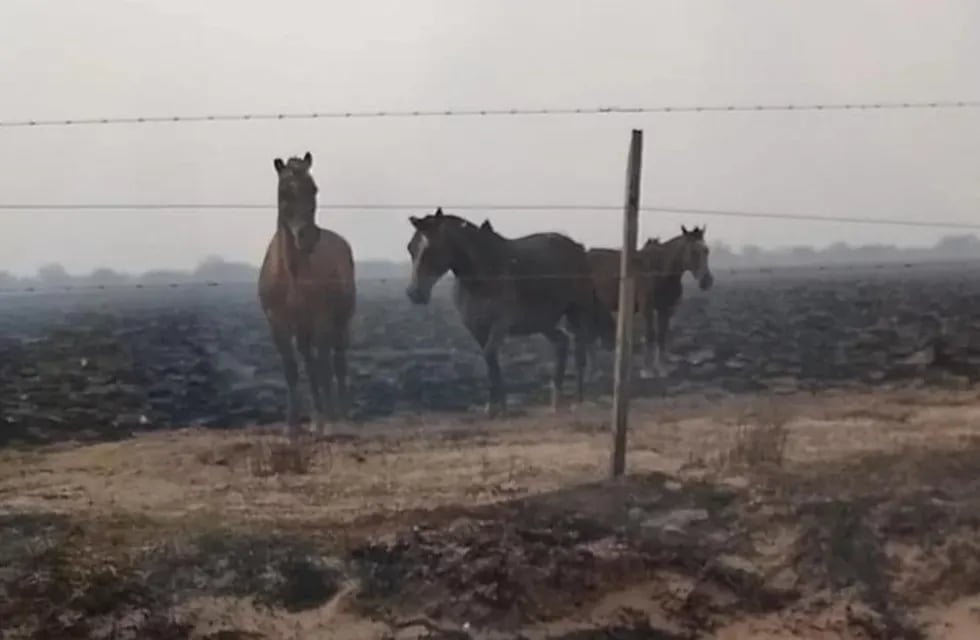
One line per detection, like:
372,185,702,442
587,225,714,377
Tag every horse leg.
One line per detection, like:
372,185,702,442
654,306,674,377
315,335,336,433
332,342,349,420
482,323,508,417
271,324,301,438
542,328,569,411
564,304,591,403
568,304,596,384
573,328,588,405
296,329,325,435
587,299,612,383
593,307,620,382
640,307,657,379
585,337,600,384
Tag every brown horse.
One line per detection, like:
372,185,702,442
258,152,356,437
587,225,713,377
405,208,615,415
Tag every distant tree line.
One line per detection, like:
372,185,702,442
1,234,978,288
708,234,980,268
0,255,412,289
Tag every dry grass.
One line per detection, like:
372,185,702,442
248,438,321,477
195,434,334,477
719,399,791,471
2,388,980,639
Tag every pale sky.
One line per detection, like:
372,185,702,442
0,0,977,275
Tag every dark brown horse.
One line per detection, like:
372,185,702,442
587,225,713,377
258,152,356,437
405,208,614,415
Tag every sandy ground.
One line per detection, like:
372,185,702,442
2,386,980,639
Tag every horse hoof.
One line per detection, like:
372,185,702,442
483,403,505,418
549,393,562,413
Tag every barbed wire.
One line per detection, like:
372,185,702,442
2,202,979,231
1,260,976,297
1,100,979,129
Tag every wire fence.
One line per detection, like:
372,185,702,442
3,97,977,283
2,199,976,297
2,99,979,128
2,99,978,325
2,202,979,232
1,259,976,297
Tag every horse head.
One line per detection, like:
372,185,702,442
406,207,456,304
273,151,319,255
680,225,714,290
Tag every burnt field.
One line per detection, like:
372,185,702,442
2,261,979,446
2,261,980,639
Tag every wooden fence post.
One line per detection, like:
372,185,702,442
611,129,644,478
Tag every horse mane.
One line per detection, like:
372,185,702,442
436,214,506,284
648,234,689,277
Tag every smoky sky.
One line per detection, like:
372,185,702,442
0,0,977,275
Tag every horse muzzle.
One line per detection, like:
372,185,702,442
406,285,431,305
698,271,715,291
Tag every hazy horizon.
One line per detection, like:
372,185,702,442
3,232,978,283
1,1,978,274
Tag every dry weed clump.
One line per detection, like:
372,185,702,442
722,400,791,471
247,436,332,477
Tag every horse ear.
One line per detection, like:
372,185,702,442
480,219,494,231
303,151,313,168
274,158,285,173
681,225,689,235
409,216,423,230
434,207,444,218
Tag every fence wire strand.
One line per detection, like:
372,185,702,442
1,202,978,231
2,100,979,128
1,260,975,297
